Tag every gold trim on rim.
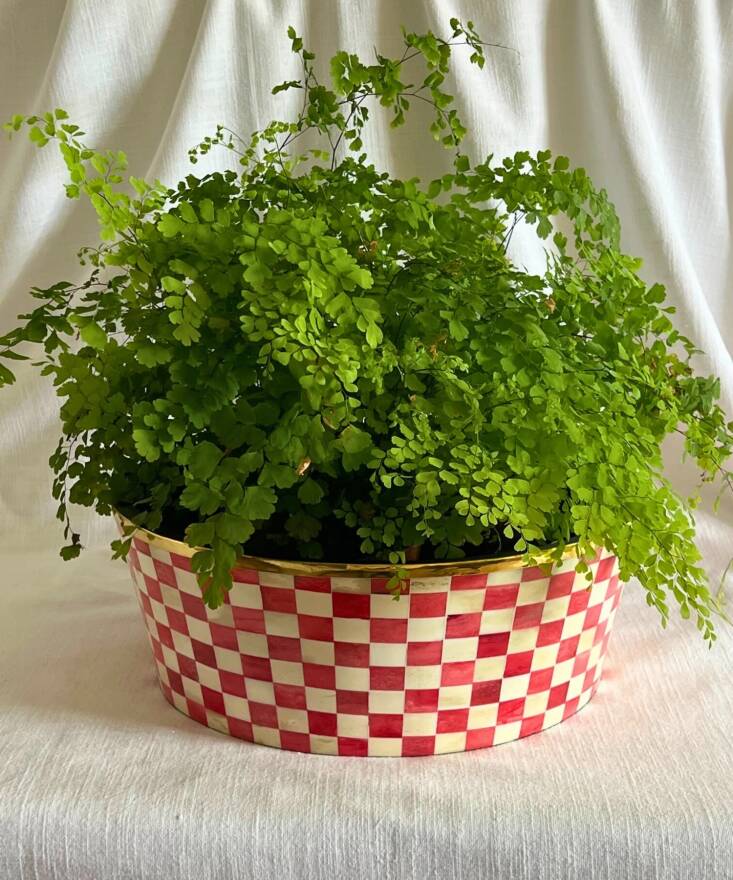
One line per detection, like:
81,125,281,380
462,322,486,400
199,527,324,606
117,514,580,577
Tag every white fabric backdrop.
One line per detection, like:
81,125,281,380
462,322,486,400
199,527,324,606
1,2,732,879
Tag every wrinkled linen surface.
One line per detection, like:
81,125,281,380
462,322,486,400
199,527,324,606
0,1,732,878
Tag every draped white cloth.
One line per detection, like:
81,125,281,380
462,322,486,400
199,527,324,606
0,2,731,878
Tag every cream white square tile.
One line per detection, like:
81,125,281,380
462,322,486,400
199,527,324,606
480,608,515,633
467,704,498,729
446,590,485,615
305,687,337,713
442,637,478,663
438,685,472,709
263,611,299,638
337,714,369,738
270,659,304,686
223,694,249,720
404,665,441,690
402,713,437,736
236,632,269,658
258,572,294,589
335,667,369,690
370,643,407,666
333,618,370,642
500,673,530,700
244,679,274,704
492,721,522,745
434,732,467,754
300,639,335,665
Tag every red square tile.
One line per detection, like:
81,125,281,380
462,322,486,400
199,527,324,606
437,708,469,733
595,555,616,582
133,536,150,555
303,662,336,690
187,700,207,725
504,651,533,677
477,631,510,658
593,620,608,645
308,711,337,737
370,577,396,595
231,567,258,584
191,638,217,668
445,613,482,638
228,718,254,741
483,584,519,610
520,714,545,738
450,574,487,591
466,728,494,750
166,607,189,635
338,737,369,756
521,566,550,582
180,590,207,621
410,592,448,618
261,585,297,614
201,685,225,715
294,575,331,592
582,668,597,692
150,638,164,664
402,736,436,756
153,559,177,588
139,592,153,618
167,670,184,696
537,619,564,646
232,607,266,634
128,549,140,572
279,731,311,752
470,679,502,705
405,688,439,712
266,635,302,663
170,552,192,572
572,651,591,677
369,714,404,737
220,670,247,697
513,602,544,629
370,666,405,690
210,622,238,650
441,661,475,686
333,593,370,619
528,667,553,694
547,682,568,709
336,690,369,715
145,575,163,604
298,614,334,642
583,604,602,630
177,653,198,681
567,589,591,616
557,635,580,663
407,641,443,666
370,618,408,643
241,654,272,682
546,571,575,599
274,683,307,709
562,696,580,720
497,697,525,723
334,642,370,667
249,701,278,728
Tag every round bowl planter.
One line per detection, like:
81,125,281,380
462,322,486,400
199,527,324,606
125,523,623,757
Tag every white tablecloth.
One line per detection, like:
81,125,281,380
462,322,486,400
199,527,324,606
1,510,731,880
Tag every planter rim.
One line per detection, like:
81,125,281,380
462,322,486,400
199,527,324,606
117,513,581,578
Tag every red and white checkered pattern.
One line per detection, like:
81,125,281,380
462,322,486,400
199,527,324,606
127,534,622,756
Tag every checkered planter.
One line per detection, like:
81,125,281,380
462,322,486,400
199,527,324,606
127,528,623,756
